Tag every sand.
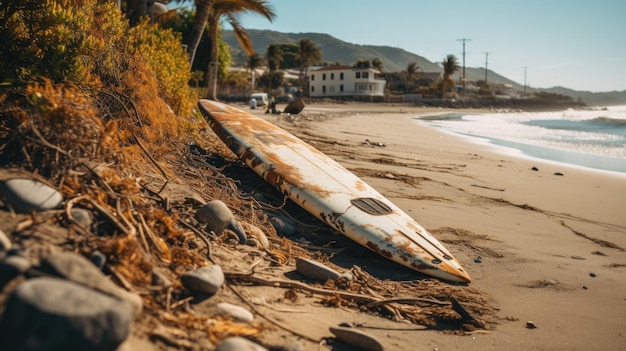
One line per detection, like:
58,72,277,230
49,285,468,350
245,102,626,350
2,100,625,351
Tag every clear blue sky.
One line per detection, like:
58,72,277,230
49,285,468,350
174,0,626,92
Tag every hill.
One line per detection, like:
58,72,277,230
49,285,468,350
223,29,626,106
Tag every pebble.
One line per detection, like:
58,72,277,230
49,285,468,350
329,326,384,351
474,256,482,263
0,254,32,288
241,222,269,249
39,252,143,317
589,272,597,277
526,321,538,329
296,257,352,282
71,208,94,229
215,336,268,351
0,277,132,351
0,178,63,213
181,265,224,295
216,302,254,323
89,250,107,269
195,200,247,243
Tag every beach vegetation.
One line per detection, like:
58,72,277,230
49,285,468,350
296,39,323,94
441,54,460,98
180,0,275,99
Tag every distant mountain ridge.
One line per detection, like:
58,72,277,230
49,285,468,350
222,29,626,106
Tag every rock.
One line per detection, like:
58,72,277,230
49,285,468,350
216,302,254,323
589,272,597,277
89,250,107,269
531,166,539,171
0,229,11,252
0,254,32,287
215,336,268,351
195,200,247,244
181,265,224,295
241,223,269,249
0,178,63,213
526,321,538,329
39,252,143,317
296,257,352,282
0,277,132,351
70,208,94,229
329,326,383,351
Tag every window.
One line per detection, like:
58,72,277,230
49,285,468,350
331,73,334,80
340,84,344,92
311,86,315,92
356,72,361,79
357,84,367,91
323,73,326,80
311,74,315,81
362,72,369,78
330,85,335,93
322,85,326,93
340,72,344,80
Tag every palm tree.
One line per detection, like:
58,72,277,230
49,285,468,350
246,52,264,90
265,43,283,91
295,39,322,94
183,0,275,99
441,54,460,98
402,62,421,93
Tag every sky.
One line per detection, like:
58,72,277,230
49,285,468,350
173,0,626,92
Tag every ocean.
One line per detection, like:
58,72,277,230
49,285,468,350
415,105,626,175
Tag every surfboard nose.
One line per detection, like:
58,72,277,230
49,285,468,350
432,261,472,283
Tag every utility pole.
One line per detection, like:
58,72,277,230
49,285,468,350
457,38,471,96
484,52,490,84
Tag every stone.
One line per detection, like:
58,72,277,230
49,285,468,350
39,252,142,317
0,277,132,351
195,200,247,243
181,265,224,295
216,302,254,323
70,208,94,229
0,178,63,213
0,254,32,287
296,257,352,282
89,250,107,269
215,336,268,351
329,326,384,351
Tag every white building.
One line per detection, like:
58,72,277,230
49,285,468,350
307,65,386,97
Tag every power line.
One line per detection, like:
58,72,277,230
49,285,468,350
457,38,471,95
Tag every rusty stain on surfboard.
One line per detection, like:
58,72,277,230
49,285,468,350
198,99,471,283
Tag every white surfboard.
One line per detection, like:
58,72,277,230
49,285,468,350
198,100,470,283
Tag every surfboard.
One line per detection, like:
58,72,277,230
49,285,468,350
198,100,471,283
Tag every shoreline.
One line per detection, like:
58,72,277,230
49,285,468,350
250,101,626,350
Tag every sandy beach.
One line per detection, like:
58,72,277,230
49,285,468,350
1,101,625,351
244,102,626,350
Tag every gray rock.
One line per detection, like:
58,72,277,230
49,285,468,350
40,252,143,317
0,178,63,213
89,250,107,269
0,254,32,287
181,265,224,295
195,200,247,243
296,257,352,282
0,229,11,252
70,208,93,229
329,326,384,351
216,302,254,323
215,336,268,351
0,277,132,351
